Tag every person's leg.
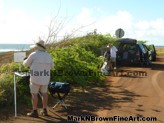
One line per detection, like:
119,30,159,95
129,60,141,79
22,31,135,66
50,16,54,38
110,61,113,70
41,93,48,109
27,83,39,117
40,85,48,116
111,57,116,69
110,58,114,70
114,57,117,69
31,93,38,110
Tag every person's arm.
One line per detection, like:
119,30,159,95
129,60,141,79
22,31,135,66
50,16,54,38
23,53,34,67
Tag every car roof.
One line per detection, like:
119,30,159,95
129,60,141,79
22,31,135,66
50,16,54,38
115,38,137,44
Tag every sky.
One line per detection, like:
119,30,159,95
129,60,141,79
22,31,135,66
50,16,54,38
0,0,164,46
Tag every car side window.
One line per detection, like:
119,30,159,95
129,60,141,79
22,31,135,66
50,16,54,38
139,44,146,53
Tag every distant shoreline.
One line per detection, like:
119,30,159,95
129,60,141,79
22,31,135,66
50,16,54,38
0,46,164,54
0,49,29,53
0,44,31,53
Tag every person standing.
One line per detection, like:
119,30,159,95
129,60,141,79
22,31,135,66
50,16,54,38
23,40,54,117
107,43,118,69
104,46,111,72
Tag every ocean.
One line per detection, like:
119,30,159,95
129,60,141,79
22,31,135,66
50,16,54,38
0,44,32,52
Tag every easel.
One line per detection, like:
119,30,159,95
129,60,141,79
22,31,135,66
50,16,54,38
52,93,67,109
13,51,28,117
14,71,30,117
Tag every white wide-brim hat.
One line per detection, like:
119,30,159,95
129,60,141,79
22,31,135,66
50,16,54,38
30,40,46,51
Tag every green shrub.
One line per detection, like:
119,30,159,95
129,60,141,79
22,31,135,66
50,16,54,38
50,46,104,89
0,34,115,106
0,62,18,74
0,63,30,107
0,73,14,106
73,34,115,56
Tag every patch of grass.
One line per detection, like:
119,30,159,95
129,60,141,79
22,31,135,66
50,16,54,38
156,48,164,55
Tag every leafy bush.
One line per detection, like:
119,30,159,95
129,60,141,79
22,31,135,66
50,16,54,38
0,62,19,74
71,34,115,56
0,73,14,107
0,63,30,107
49,34,116,56
50,46,104,89
0,34,115,106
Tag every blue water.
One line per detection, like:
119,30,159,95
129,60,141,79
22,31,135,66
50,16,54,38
0,44,32,52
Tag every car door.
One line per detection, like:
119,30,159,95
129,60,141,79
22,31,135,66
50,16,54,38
138,44,151,65
149,44,156,61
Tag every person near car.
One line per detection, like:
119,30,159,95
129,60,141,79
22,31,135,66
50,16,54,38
104,46,112,71
23,39,54,117
107,43,118,69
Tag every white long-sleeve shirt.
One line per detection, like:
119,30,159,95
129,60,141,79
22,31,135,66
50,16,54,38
110,46,118,58
23,51,54,85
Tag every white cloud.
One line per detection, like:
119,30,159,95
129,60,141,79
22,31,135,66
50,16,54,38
0,5,164,46
133,18,164,45
76,8,95,26
72,9,133,37
0,7,49,44
73,8,164,46
135,19,164,34
96,10,133,34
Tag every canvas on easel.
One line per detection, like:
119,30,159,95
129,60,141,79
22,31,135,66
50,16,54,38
14,52,26,63
14,52,26,71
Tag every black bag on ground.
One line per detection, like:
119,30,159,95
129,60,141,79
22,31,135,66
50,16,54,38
48,82,70,95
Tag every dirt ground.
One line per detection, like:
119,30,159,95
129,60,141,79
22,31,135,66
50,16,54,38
0,55,164,123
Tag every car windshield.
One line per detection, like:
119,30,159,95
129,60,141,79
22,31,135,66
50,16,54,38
121,44,136,51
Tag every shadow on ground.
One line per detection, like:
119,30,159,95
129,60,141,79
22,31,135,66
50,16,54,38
0,79,143,123
42,79,142,122
151,62,164,71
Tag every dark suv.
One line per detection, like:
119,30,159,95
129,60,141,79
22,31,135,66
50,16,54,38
116,38,151,66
